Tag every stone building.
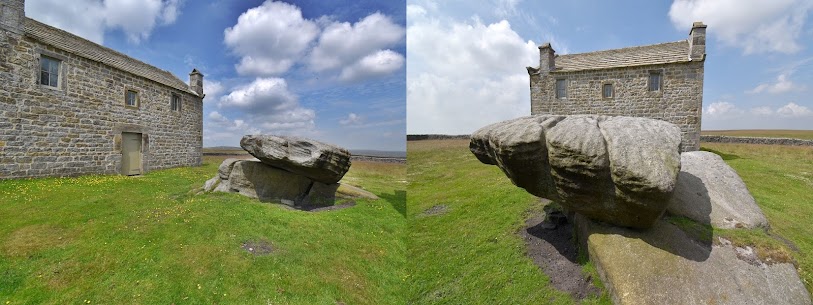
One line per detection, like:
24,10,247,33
0,0,204,179
528,22,706,151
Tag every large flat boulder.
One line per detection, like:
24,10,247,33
575,214,811,305
211,159,337,207
240,135,351,184
470,115,681,228
668,151,768,229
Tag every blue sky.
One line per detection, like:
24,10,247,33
26,0,406,151
407,0,813,133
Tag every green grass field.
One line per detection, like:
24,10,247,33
407,139,813,303
0,156,405,304
702,130,813,140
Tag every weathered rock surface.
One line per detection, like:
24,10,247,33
240,135,351,184
575,214,811,305
471,115,681,228
668,151,769,229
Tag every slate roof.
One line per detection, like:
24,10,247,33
554,40,691,72
24,18,196,95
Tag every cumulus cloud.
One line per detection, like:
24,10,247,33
406,7,538,134
668,0,813,54
26,0,184,44
777,102,813,117
339,113,363,125
218,78,316,132
747,73,805,94
308,13,405,73
703,101,744,119
224,1,320,76
338,50,405,82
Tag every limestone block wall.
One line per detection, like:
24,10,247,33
530,61,703,151
0,30,202,179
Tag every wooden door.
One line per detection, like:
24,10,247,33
121,132,142,175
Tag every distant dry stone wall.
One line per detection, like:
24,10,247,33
701,135,813,146
351,155,406,164
407,134,470,141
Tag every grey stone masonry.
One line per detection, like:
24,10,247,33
0,0,203,179
528,22,706,152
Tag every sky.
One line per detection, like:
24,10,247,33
25,0,406,151
407,0,813,134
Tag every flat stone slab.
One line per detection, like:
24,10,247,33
240,135,351,184
575,214,811,305
668,151,768,229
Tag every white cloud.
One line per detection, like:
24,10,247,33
406,7,538,134
203,79,224,100
339,113,363,125
218,78,315,132
406,4,427,20
208,111,228,122
668,0,813,54
777,102,813,117
338,50,404,82
750,106,774,116
308,12,405,73
26,0,185,44
703,101,744,119
224,1,320,76
747,73,805,94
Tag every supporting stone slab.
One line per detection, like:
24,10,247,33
574,214,811,305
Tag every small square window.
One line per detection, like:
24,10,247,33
171,94,181,111
603,83,613,98
555,79,567,99
648,72,662,92
39,56,61,87
125,90,139,108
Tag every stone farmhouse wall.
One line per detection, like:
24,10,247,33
530,61,704,151
0,26,202,179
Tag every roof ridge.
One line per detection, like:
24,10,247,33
24,17,194,94
557,40,687,58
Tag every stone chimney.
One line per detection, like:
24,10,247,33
189,68,204,97
539,42,556,73
0,0,25,35
689,22,706,61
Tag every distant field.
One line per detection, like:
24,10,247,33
702,130,813,140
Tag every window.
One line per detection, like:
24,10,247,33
555,79,567,99
125,90,139,108
171,94,181,111
648,72,662,91
602,83,613,98
39,56,60,87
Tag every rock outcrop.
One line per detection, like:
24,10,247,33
240,135,351,184
470,115,681,229
204,135,353,207
668,151,769,229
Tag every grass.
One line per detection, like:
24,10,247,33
407,140,611,304
700,142,813,293
702,129,813,140
0,156,405,304
407,139,813,303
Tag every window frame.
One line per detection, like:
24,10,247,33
36,52,68,90
125,89,140,109
648,70,663,92
170,93,181,112
555,78,567,99
602,83,614,99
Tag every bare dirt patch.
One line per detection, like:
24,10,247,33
416,204,449,218
241,240,274,256
3,224,72,257
521,208,601,300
